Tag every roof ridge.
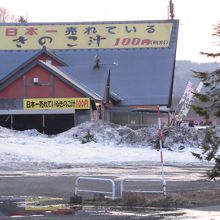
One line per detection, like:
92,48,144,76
41,61,102,100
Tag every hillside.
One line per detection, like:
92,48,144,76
173,60,218,97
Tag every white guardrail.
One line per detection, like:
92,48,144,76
119,177,165,197
75,176,116,200
74,176,165,200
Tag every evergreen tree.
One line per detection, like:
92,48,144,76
81,130,94,144
192,23,220,180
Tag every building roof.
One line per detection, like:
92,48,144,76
0,46,67,85
0,59,101,100
0,19,179,107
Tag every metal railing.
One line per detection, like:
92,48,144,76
119,177,165,197
74,176,116,200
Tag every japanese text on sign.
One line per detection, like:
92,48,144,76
24,98,90,110
0,22,173,50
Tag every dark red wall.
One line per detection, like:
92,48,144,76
0,77,23,98
0,64,84,99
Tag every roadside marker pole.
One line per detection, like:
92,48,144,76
157,106,167,196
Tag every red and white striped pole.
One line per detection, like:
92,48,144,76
157,105,167,196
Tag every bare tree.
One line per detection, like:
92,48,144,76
18,16,27,23
0,6,25,22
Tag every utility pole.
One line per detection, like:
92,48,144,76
168,0,175,20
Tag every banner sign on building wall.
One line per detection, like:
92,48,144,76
24,98,90,110
0,22,173,50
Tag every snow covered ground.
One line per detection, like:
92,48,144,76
0,120,214,171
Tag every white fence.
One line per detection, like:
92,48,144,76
75,176,116,199
119,177,165,197
74,176,165,200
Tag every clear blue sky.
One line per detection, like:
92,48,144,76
0,0,219,62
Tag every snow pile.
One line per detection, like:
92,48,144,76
59,120,205,150
0,121,212,171
58,120,158,146
163,126,205,151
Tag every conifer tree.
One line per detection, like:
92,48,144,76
192,23,220,179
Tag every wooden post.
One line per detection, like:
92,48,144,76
10,115,13,130
42,114,45,134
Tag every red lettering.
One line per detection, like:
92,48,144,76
25,27,38,36
5,28,17,36
141,39,152,45
114,38,120,46
76,99,89,108
122,38,130,45
84,100,89,108
132,38,141,45
114,38,153,47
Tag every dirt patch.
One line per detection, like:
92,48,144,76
177,189,220,207
82,189,220,209
143,190,220,208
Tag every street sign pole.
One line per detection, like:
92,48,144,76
157,106,167,196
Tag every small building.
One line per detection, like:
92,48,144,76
0,20,179,134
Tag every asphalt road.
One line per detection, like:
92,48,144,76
0,175,220,198
0,164,220,219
